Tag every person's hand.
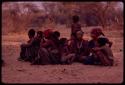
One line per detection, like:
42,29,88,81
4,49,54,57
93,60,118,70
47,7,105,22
92,47,100,51
108,41,113,47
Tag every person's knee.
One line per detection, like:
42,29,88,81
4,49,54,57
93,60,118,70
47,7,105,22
101,59,113,66
96,51,102,55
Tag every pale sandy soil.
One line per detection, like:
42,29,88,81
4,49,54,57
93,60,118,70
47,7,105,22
2,27,123,84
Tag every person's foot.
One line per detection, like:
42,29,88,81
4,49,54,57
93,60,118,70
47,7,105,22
31,60,40,65
66,60,72,64
23,57,31,62
17,57,23,61
31,61,35,65
31,62,37,65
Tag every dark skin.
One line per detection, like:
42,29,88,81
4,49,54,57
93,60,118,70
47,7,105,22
71,16,81,40
89,33,113,66
40,33,58,49
91,44,113,66
107,40,113,48
22,33,43,48
92,48,113,66
72,32,89,62
90,33,113,48
41,39,53,48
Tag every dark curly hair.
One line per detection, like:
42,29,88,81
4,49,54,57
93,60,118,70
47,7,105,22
97,38,108,46
28,29,35,38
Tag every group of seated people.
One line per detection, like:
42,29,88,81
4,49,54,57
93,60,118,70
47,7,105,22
18,28,114,66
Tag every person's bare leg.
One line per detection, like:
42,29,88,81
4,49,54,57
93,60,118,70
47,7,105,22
96,51,113,66
68,53,76,64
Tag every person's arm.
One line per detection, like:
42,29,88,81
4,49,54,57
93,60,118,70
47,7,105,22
27,40,30,43
69,41,77,53
96,51,113,66
108,41,113,48
106,38,113,47
92,47,102,51
41,40,51,48
22,38,36,47
82,41,90,56
78,23,81,30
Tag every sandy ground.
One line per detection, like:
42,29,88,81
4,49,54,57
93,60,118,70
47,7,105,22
1,27,123,84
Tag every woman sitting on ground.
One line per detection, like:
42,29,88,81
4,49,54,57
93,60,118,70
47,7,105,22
32,30,61,65
18,29,35,61
84,35,114,66
59,38,75,64
83,28,113,65
88,28,112,48
26,31,43,63
69,31,90,63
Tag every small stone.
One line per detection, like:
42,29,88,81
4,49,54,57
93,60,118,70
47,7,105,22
58,77,62,80
17,69,25,72
120,49,122,52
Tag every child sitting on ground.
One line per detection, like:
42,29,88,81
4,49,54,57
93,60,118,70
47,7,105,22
32,30,61,65
32,30,53,65
70,31,90,63
18,29,35,61
59,38,75,64
94,35,114,66
84,35,114,66
27,31,43,63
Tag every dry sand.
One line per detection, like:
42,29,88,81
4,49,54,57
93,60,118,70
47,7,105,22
2,27,123,84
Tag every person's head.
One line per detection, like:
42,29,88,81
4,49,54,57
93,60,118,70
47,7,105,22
59,38,68,46
37,31,43,38
53,31,60,39
43,29,53,39
97,36,108,47
72,15,79,23
76,31,84,40
28,29,35,39
90,28,104,40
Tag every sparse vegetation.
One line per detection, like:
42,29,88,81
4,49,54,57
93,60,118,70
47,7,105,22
2,2,123,34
